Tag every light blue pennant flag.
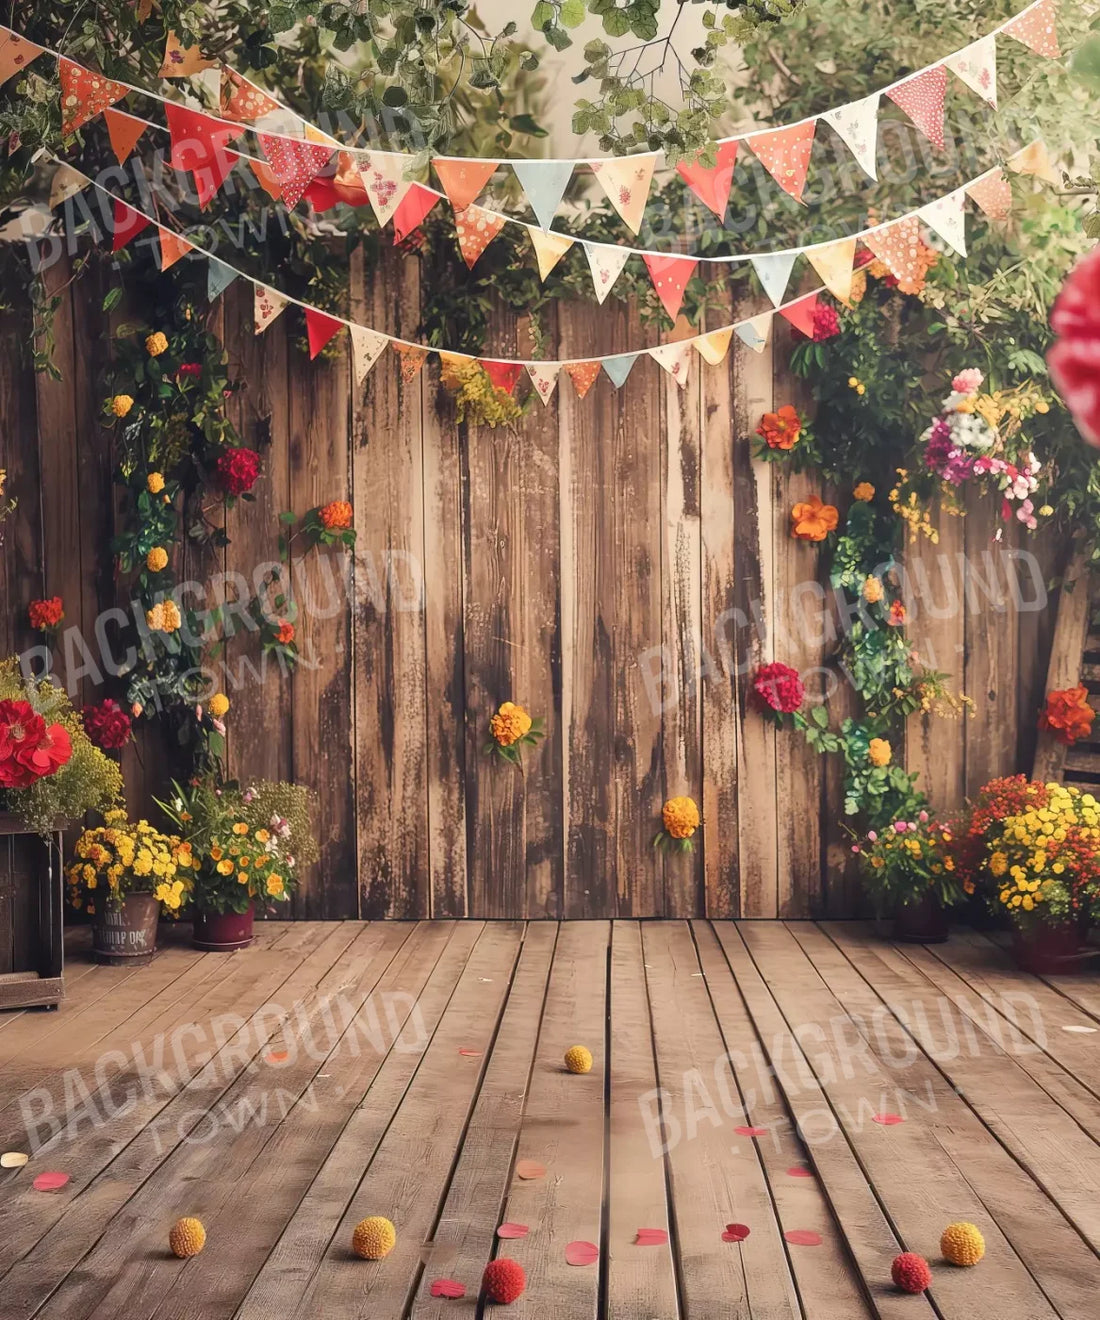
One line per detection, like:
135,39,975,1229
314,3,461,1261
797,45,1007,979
512,160,575,231
735,313,772,354
749,251,798,308
207,257,239,302
602,353,638,388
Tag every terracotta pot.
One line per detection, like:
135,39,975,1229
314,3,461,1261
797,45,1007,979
1012,925,1079,976
92,893,159,966
891,893,950,944
192,902,254,952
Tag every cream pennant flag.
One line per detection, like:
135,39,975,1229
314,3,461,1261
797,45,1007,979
349,326,389,385
693,327,734,366
649,341,693,390
918,187,968,256
584,242,631,304
590,154,657,234
48,163,88,210
526,362,561,406
805,237,856,305
750,251,798,308
354,150,412,227
735,313,772,354
254,284,289,334
1008,140,1059,185
530,228,574,281
945,35,998,108
822,93,880,181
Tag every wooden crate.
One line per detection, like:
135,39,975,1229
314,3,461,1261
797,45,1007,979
0,813,64,1010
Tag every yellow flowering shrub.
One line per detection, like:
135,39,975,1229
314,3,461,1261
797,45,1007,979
67,811,193,917
440,359,524,428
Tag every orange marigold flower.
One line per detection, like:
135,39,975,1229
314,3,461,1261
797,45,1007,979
146,546,168,573
319,500,353,530
275,620,295,645
853,482,875,502
1039,685,1095,746
790,495,839,542
662,796,700,840
28,596,64,630
756,405,802,451
147,472,165,494
862,576,884,604
145,332,168,357
868,738,892,767
110,394,134,418
490,701,532,747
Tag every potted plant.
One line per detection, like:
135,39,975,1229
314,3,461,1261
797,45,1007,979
159,777,317,950
946,776,1050,927
853,812,966,943
67,811,193,964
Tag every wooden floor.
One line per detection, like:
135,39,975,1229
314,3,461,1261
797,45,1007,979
0,921,1098,1319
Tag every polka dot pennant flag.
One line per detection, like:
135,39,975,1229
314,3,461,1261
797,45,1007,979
158,228,193,273
482,360,524,395
220,69,282,122
584,242,631,304
158,30,216,77
966,169,1013,222
676,141,739,219
918,186,968,256
1004,0,1061,60
590,154,657,234
434,158,498,213
254,283,289,335
735,312,772,354
59,59,129,135
353,150,412,228
885,66,948,151
778,291,820,339
349,326,389,385
392,183,439,245
257,134,335,209
641,253,699,323
455,204,506,268
564,361,602,399
111,199,151,252
103,108,146,165
649,341,693,390
805,237,857,305
822,93,879,182
742,121,816,203
863,215,925,285
394,343,429,382
526,362,562,406
0,29,44,87
693,327,734,366
530,228,574,282
305,307,345,360
944,34,998,108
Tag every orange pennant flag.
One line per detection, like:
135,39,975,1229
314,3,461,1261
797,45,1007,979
59,59,129,135
394,343,429,383
158,31,217,77
863,216,925,286
103,107,146,164
434,158,498,213
220,69,282,122
966,170,1013,222
0,30,44,86
743,121,816,203
455,204,506,269
564,361,601,399
1004,0,1061,59
676,141,738,218
239,152,283,201
159,228,193,272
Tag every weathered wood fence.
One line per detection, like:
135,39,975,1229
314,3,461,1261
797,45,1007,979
0,247,1069,919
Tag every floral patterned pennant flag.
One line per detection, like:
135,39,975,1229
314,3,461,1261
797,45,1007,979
822,93,879,181
526,362,562,405
512,160,574,230
676,141,738,218
805,237,856,305
103,107,146,164
305,307,345,359
111,199,150,252
944,35,998,108
394,343,429,382
1004,0,1061,59
743,121,816,202
392,183,439,244
220,69,282,122
918,187,968,256
735,313,772,354
778,292,820,338
349,326,389,385
864,215,925,285
0,30,44,86
649,341,693,389
530,228,574,281
254,284,289,335
584,242,631,304
602,354,638,387
158,31,216,77
564,361,602,399
642,253,699,323
590,154,657,234
257,134,335,209
966,169,1013,221
481,360,523,395
693,327,734,365
158,228,193,272
885,66,948,150
749,251,798,308
352,150,412,227
434,158,498,213
59,59,129,135
455,204,506,268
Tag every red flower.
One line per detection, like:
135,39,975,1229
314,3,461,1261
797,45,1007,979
28,597,64,630
214,446,261,497
887,600,907,627
0,699,72,789
1049,245,1100,446
812,303,841,342
177,363,203,378
753,662,805,715
82,698,132,751
275,620,295,645
756,405,802,451
1039,685,1095,746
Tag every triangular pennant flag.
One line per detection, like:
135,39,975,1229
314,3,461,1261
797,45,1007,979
584,243,631,304
649,342,693,390
749,251,798,308
305,307,344,359
743,121,816,202
353,150,412,227
530,228,574,281
59,58,128,135
434,158,497,213
257,133,335,209
394,343,429,383
966,169,1013,222
48,164,88,210
220,69,282,122
864,215,925,285
103,107,146,164
0,30,44,86
564,361,601,399
918,187,968,256
590,155,657,234
112,199,151,252
455,204,506,268
735,313,772,354
392,183,439,244
207,258,238,301
1004,0,1060,59
693,327,734,366
822,93,879,182
481,360,523,395
778,292,820,339
886,66,948,150
676,141,738,219
526,362,561,405
158,31,215,77
805,237,856,305
254,284,289,335
166,104,242,209
349,326,389,385
642,253,699,323
230,151,282,201
1008,140,1059,185
602,354,638,387
158,228,193,272
945,35,998,108
304,123,341,147
512,160,574,230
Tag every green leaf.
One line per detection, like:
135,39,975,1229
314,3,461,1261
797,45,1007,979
560,0,586,27
509,113,548,137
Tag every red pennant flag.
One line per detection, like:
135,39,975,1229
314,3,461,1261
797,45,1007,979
434,158,497,213
103,107,146,164
481,360,522,394
166,104,242,207
257,134,335,210
304,177,340,212
642,252,699,323
158,228,193,272
59,58,129,135
676,141,738,218
220,69,282,122
564,361,601,399
886,66,948,150
392,183,439,244
305,308,345,359
112,199,150,252
1004,0,1061,59
778,292,820,339
743,121,816,203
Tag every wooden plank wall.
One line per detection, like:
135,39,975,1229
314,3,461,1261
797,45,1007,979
0,249,1068,919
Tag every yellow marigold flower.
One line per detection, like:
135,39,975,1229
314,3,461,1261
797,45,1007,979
232,821,249,835
209,692,230,718
161,600,181,631
145,331,168,357
862,576,884,604
266,874,285,897
146,546,169,573
662,796,700,840
110,394,134,418
145,603,165,631
1038,504,1053,517
210,845,222,861
147,471,165,494
868,738,891,768
237,871,249,884
490,701,533,747
255,828,270,843
216,859,234,875
989,851,1008,877
853,482,875,502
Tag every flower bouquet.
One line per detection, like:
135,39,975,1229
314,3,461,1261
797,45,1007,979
853,813,965,942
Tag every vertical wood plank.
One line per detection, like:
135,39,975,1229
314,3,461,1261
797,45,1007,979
0,302,43,660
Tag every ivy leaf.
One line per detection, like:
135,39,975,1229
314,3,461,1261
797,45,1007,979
509,113,547,137
560,0,586,27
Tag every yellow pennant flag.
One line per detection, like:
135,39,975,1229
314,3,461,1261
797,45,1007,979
805,237,857,305
530,228,574,281
693,327,734,366
158,32,216,77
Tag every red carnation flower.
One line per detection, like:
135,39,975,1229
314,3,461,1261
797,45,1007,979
482,1258,525,1305
0,699,71,788
177,363,203,378
28,596,64,631
753,662,805,715
82,698,132,751
214,446,261,497
1049,245,1100,446
812,303,841,342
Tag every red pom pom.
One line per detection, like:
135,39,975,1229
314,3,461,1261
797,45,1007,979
891,1252,932,1294
482,1257,526,1304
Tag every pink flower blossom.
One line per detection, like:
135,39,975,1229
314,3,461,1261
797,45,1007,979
866,830,877,842
952,368,984,394
894,820,908,833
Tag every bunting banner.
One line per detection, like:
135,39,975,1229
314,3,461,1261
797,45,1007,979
1008,139,1059,184
590,155,657,234
526,362,562,405
482,360,524,395
349,326,389,385
305,308,345,359
394,344,429,383
778,293,820,339
220,69,282,122
694,327,734,366
158,228,193,272
885,66,948,150
642,253,699,323
649,341,693,390
48,163,88,210
355,150,413,227
676,142,738,218
584,242,631,304
602,354,638,387
257,134,334,209
207,258,238,301
455,204,507,268
434,158,497,213
750,251,799,309
743,121,816,203
59,58,127,135
158,32,216,78
966,169,1013,221
918,187,968,256
103,107,147,164
945,35,998,108
512,160,574,230
564,361,602,399
735,314,772,354
0,30,43,86
392,184,439,244
254,284,289,334
863,215,925,285
1004,0,1060,58
111,199,150,252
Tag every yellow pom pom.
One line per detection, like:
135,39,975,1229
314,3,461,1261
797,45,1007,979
110,394,134,418
351,1216,396,1260
940,1221,985,1266
169,1217,206,1258
564,1045,593,1074
209,692,230,718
